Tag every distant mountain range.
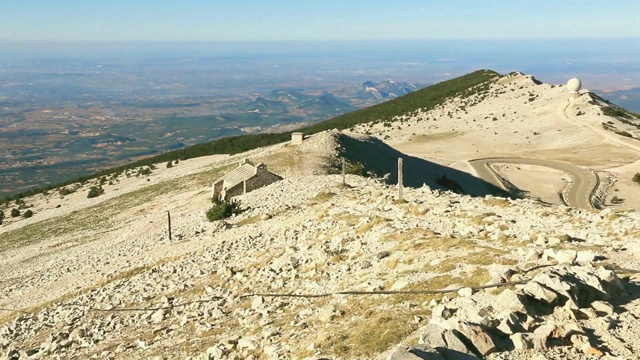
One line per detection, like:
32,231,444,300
594,88,640,113
359,79,419,100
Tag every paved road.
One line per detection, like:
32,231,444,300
469,158,598,210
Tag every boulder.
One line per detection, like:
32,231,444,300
554,250,577,264
387,344,445,360
576,250,596,263
591,300,614,316
510,332,534,350
418,323,475,358
458,322,497,356
520,281,559,305
495,289,525,313
496,312,525,335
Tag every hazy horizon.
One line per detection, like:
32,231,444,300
2,0,638,41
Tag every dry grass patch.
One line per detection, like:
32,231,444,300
310,296,434,358
411,132,462,142
482,198,510,207
385,228,439,251
313,191,336,203
431,236,476,252
235,215,262,226
356,217,389,235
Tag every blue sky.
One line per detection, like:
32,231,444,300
1,0,639,41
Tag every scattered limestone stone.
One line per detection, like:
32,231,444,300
520,281,559,305
457,287,474,297
390,279,409,291
576,250,596,263
237,336,257,351
418,323,475,358
206,345,224,358
591,300,614,316
541,248,555,262
317,304,337,323
387,344,445,360
525,249,541,262
251,296,265,310
458,322,497,356
151,309,166,323
554,249,577,264
495,288,525,313
510,332,535,350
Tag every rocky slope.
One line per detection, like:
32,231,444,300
1,72,640,359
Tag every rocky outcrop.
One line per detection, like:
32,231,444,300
389,263,633,360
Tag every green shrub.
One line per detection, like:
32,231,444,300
0,210,4,224
87,185,104,198
137,167,152,176
166,161,173,168
345,162,367,176
23,210,33,218
10,208,20,217
58,187,75,196
615,130,633,138
633,173,640,184
206,196,242,221
602,106,630,119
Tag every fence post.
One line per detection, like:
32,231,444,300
342,158,346,185
398,158,404,201
167,211,172,241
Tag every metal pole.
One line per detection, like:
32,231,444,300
167,211,172,241
398,158,403,201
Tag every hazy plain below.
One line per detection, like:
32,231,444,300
1,38,639,196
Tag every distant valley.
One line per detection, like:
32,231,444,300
2,38,640,197
0,75,424,196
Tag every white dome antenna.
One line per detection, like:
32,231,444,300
567,78,582,100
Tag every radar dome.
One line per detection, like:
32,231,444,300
566,78,582,93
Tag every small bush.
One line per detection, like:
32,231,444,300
633,173,640,184
87,185,104,198
10,208,20,217
615,130,633,138
611,196,624,204
23,210,33,218
166,161,173,168
345,162,367,176
0,210,4,224
206,196,242,221
137,167,152,176
59,187,75,196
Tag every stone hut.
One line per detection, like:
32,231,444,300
291,132,304,145
211,158,282,200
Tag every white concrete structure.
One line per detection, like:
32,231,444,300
291,132,304,145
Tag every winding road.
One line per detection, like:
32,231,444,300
469,158,598,210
